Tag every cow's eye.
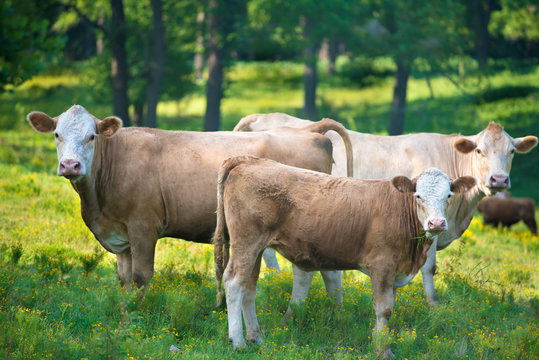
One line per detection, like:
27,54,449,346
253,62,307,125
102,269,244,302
476,148,482,155
510,148,515,154
415,194,421,200
447,194,452,199
54,132,59,138
89,134,96,142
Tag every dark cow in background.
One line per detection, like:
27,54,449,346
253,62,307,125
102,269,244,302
235,113,538,306
478,193,537,234
213,156,476,357
27,105,353,296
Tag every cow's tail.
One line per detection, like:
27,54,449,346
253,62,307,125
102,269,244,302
233,114,258,131
303,118,354,178
213,155,255,307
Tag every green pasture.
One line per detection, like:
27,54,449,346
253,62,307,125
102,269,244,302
0,60,538,359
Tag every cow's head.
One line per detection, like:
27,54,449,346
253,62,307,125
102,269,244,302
393,168,476,236
27,105,122,182
453,122,537,196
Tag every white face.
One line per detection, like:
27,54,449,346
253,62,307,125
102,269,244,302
472,128,515,194
414,168,453,235
54,105,98,181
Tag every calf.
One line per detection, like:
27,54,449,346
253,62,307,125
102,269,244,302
213,156,475,357
478,195,537,234
27,105,352,294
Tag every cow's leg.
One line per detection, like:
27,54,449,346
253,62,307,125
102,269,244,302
371,271,396,359
242,253,263,345
285,265,315,317
420,237,439,307
524,216,537,234
321,270,343,305
223,259,247,349
262,248,281,273
224,244,263,349
116,249,133,289
128,226,157,294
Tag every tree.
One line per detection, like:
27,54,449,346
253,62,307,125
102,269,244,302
204,0,224,131
204,0,247,131
0,0,64,92
110,0,131,126
249,0,355,119
474,0,496,69
490,0,539,46
144,0,165,128
359,0,466,134
58,0,197,127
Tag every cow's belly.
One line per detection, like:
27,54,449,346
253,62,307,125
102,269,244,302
394,271,417,288
98,232,130,254
89,219,130,254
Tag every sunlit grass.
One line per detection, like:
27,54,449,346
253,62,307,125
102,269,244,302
0,164,538,359
0,59,538,358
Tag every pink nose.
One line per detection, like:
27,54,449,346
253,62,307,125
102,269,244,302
428,219,446,231
489,174,509,188
59,159,82,177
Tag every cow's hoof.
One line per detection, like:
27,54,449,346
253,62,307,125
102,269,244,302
427,298,440,308
229,337,246,349
247,332,264,346
379,347,395,358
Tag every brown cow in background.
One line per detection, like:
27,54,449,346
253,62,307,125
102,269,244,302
478,193,537,234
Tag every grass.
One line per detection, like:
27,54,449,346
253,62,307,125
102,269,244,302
0,59,538,359
0,164,537,359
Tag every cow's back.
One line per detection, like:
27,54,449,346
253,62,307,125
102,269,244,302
223,160,423,273
95,127,333,243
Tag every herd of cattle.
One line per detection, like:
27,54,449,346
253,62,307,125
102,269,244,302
27,105,537,357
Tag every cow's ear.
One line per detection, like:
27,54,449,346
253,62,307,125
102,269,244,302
453,138,477,154
97,116,122,137
451,176,476,193
513,136,537,154
392,176,416,193
27,111,57,133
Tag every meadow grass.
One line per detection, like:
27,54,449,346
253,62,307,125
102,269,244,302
0,164,537,359
0,60,538,359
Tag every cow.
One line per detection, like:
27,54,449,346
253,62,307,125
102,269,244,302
213,156,476,357
478,194,537,234
26,105,353,295
234,113,538,306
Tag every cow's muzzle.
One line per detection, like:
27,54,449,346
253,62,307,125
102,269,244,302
58,159,83,178
427,219,446,234
488,174,509,190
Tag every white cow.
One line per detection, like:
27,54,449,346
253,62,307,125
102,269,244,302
234,113,538,306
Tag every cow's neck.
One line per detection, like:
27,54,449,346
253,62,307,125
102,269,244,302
443,135,476,180
434,135,486,247
70,136,117,228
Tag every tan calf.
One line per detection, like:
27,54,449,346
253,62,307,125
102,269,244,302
213,156,475,357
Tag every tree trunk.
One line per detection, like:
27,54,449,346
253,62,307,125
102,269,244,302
302,17,318,120
474,0,492,70
303,53,318,119
133,100,144,127
145,0,165,128
110,0,130,126
389,61,410,135
328,36,338,76
204,0,223,131
194,10,205,83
